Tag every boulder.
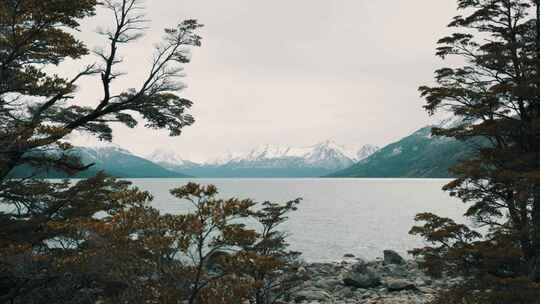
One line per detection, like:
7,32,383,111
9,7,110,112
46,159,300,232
385,278,416,291
383,264,408,277
383,250,406,265
342,262,381,288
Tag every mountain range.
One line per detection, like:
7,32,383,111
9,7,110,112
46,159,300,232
10,146,189,179
328,122,477,178
11,120,476,178
148,141,380,178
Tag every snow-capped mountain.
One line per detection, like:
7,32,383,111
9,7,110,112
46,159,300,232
147,141,379,178
206,151,244,166
79,145,133,162
147,149,200,169
328,124,478,178
356,144,380,161
73,146,190,178
229,140,374,170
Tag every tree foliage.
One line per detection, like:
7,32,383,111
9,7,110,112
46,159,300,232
0,0,201,180
0,1,307,303
238,199,306,304
412,0,540,302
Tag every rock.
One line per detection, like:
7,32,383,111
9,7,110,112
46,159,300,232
293,289,332,303
309,263,340,276
343,253,355,258
343,263,381,288
313,278,341,290
335,286,354,299
383,250,406,265
383,264,408,277
345,275,380,288
351,260,368,272
283,256,444,304
385,278,416,291
414,278,427,287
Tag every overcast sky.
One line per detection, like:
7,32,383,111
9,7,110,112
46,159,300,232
68,0,458,161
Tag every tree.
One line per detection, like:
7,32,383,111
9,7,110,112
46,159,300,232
0,0,201,179
69,183,303,304
412,0,540,301
0,0,202,302
240,199,305,304
168,183,258,304
0,2,305,303
163,184,304,304
0,173,156,303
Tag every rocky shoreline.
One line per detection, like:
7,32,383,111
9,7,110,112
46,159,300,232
287,250,457,304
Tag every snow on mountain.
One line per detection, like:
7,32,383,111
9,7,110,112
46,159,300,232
83,145,133,160
147,141,380,176
299,140,356,169
356,144,379,161
146,149,201,171
207,151,243,166
226,140,377,165
147,149,193,166
242,145,298,161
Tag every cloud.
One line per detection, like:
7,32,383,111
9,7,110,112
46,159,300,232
69,0,458,160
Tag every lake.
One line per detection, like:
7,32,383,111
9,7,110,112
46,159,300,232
130,178,466,262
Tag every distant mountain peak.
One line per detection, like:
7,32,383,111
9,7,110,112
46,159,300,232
328,124,475,178
146,141,380,177
148,149,185,164
312,139,346,152
90,145,133,155
147,149,202,169
206,150,242,166
316,139,340,146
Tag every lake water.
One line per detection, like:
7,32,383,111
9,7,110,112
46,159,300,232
130,178,466,262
